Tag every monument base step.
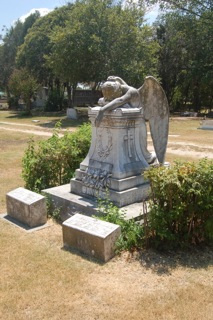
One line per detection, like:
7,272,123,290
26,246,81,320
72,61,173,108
42,184,148,222
71,178,150,207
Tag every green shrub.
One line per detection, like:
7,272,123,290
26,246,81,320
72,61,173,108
22,122,91,192
97,196,144,252
144,159,213,249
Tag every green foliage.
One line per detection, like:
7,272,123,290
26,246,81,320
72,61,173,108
144,159,213,249
46,0,158,87
9,68,38,113
45,195,62,222
7,96,19,108
98,195,144,252
0,12,40,94
155,4,213,111
45,88,64,111
22,122,91,192
16,5,74,83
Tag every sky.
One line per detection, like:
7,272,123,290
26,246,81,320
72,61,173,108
0,0,159,37
0,0,67,32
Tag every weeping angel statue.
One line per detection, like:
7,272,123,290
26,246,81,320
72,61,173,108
95,75,169,165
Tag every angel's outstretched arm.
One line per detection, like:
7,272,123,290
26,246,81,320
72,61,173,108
95,91,132,126
107,76,128,86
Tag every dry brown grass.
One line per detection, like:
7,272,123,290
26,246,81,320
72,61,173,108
0,114,213,320
0,220,212,320
0,130,45,212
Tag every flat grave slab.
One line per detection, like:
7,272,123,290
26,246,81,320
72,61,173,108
6,187,47,228
62,213,121,262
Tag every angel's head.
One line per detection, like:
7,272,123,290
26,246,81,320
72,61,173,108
101,80,122,101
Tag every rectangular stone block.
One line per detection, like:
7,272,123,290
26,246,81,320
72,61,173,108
200,119,213,130
62,214,121,262
6,187,47,228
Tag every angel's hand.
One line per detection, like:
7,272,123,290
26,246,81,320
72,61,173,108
95,109,104,127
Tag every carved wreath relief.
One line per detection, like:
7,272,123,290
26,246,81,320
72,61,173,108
82,167,111,190
97,127,112,159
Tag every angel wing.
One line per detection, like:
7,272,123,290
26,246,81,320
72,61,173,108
139,76,169,164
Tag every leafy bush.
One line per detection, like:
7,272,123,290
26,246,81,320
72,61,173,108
22,122,91,192
98,196,144,252
144,159,213,249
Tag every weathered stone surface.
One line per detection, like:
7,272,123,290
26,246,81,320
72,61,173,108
70,76,169,207
6,187,47,228
71,177,150,207
62,213,121,262
66,108,78,119
42,184,147,222
71,107,151,206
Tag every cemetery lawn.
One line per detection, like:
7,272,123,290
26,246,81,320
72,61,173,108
0,112,213,319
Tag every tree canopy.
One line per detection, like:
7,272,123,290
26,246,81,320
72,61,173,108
0,0,212,112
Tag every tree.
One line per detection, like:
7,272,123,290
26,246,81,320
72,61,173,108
145,0,212,21
155,10,213,111
46,0,159,106
9,68,38,114
0,12,40,97
16,5,74,85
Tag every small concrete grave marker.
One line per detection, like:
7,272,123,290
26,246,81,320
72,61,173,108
199,119,213,130
62,213,121,262
6,187,47,228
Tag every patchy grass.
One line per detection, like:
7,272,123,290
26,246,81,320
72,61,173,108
0,130,44,212
0,220,212,320
0,110,87,128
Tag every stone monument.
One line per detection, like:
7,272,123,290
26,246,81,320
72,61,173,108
71,76,169,207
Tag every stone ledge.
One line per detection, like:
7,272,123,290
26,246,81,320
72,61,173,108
42,184,148,222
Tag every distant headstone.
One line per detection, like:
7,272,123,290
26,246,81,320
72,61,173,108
67,108,78,119
199,119,213,130
62,214,121,262
6,187,47,228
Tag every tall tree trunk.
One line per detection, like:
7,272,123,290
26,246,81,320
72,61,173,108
67,83,72,108
25,99,32,115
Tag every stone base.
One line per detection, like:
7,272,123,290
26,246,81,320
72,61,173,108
71,178,150,207
42,184,148,222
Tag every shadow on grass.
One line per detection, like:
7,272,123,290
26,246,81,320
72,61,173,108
137,246,213,275
39,117,89,129
62,245,105,266
5,110,89,128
